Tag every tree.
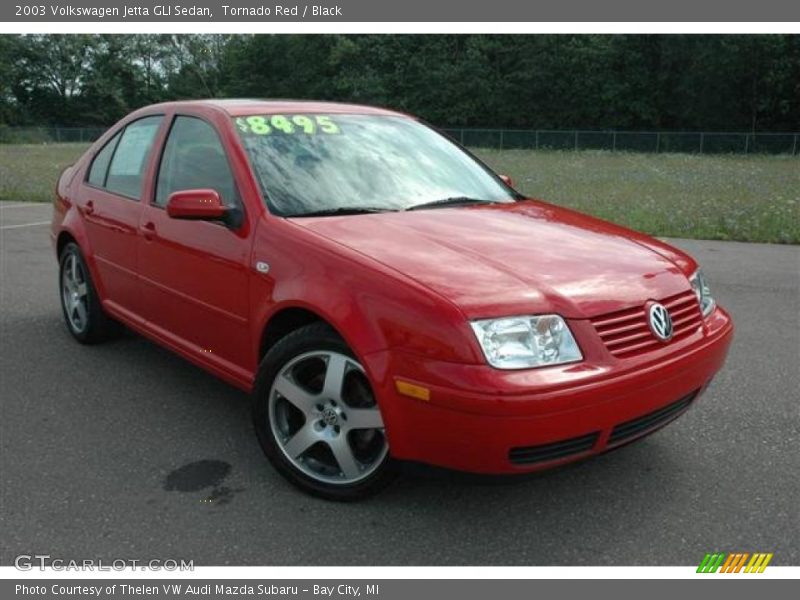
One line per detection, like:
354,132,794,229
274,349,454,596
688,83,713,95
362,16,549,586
0,34,797,132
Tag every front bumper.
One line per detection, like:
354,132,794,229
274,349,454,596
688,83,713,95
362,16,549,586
366,306,734,474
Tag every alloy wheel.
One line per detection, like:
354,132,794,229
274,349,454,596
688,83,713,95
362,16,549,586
61,253,89,334
268,351,388,485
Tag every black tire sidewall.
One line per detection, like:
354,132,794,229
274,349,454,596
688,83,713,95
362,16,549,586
252,323,395,501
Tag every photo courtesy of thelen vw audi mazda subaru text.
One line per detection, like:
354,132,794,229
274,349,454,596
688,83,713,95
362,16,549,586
51,99,733,500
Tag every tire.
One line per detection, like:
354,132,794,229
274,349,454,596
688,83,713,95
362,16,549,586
58,242,122,344
253,322,396,500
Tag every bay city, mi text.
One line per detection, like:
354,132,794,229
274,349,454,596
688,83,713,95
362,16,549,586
16,584,380,596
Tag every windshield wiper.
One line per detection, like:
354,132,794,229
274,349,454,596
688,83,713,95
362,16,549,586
286,206,394,218
404,197,497,211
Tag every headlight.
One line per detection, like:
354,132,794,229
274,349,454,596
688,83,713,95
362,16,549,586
470,315,583,369
690,270,716,317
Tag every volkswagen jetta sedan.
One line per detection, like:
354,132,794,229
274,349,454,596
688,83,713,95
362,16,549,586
51,99,733,500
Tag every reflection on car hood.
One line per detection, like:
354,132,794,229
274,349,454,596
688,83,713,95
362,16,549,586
290,200,697,319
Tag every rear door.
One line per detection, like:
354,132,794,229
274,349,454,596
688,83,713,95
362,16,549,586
79,115,164,320
138,114,253,382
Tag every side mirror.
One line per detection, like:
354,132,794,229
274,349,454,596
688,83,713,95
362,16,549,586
499,174,514,188
166,189,227,221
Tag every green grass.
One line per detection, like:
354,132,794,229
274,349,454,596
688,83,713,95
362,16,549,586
0,143,87,203
1,143,798,243
475,149,799,244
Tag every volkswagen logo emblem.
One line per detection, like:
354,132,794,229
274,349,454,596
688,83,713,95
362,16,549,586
321,407,339,426
648,302,674,341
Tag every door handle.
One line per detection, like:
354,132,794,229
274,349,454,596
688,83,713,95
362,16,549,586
141,221,156,240
84,200,94,215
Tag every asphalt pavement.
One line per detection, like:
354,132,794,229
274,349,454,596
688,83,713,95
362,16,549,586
1,202,798,566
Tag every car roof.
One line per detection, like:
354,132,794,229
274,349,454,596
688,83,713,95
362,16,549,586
145,98,409,118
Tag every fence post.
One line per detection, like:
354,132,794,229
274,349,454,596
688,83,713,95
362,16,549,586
574,130,579,151
612,131,617,152
793,134,798,156
744,134,749,154
499,129,504,150
656,132,661,153
459,129,465,145
699,132,704,154
535,130,539,150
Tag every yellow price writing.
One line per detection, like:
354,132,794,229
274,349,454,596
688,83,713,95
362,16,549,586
236,115,340,136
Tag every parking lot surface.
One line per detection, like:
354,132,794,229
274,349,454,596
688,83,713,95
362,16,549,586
1,202,798,565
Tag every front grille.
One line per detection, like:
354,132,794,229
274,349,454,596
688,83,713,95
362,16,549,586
590,290,704,358
608,390,698,446
509,431,599,465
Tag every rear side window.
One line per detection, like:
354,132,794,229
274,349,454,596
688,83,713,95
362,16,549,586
87,131,121,187
105,116,163,199
155,116,238,208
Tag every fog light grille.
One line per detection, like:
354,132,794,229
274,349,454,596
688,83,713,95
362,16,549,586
509,432,599,465
608,390,699,445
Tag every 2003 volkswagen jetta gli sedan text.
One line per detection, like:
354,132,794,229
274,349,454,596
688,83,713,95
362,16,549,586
51,99,733,500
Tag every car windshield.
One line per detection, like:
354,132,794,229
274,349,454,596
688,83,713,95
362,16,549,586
233,114,517,216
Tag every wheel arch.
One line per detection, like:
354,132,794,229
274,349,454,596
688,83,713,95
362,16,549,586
255,300,393,392
54,216,107,301
55,205,91,259
259,305,329,360
56,230,78,258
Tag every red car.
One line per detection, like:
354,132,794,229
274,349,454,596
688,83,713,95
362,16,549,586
51,99,733,500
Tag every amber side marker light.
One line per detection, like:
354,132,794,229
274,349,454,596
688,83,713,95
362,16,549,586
395,380,431,402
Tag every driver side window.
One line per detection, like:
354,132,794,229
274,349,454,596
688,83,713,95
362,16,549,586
155,116,239,208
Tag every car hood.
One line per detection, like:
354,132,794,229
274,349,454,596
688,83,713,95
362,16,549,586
290,200,696,319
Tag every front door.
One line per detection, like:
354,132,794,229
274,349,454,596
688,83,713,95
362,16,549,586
137,115,252,382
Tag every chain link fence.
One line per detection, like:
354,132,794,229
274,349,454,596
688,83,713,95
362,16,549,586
1,125,798,155
442,128,799,155
0,126,107,144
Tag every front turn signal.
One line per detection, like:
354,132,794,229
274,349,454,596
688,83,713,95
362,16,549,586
395,379,431,402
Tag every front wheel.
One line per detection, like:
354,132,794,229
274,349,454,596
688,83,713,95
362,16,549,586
253,323,395,500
